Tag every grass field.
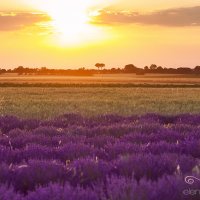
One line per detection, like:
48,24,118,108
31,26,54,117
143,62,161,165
1,73,200,85
1,87,200,119
0,74,200,119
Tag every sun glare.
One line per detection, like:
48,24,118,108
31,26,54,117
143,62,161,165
32,0,105,46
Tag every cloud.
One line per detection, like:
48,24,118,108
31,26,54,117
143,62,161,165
92,6,200,27
0,12,51,31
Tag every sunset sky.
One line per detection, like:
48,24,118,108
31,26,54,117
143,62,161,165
0,0,200,69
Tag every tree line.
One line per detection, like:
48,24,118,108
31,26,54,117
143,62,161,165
0,64,200,76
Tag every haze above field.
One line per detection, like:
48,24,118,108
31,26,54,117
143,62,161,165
0,0,200,68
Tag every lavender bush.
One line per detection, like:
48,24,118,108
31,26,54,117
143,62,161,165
0,113,200,199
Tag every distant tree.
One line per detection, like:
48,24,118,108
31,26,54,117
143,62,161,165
95,63,105,71
144,66,149,70
111,68,116,73
78,67,85,70
101,63,106,69
39,67,48,75
194,66,200,72
124,64,138,73
150,64,157,70
157,66,163,72
14,66,25,75
177,67,192,74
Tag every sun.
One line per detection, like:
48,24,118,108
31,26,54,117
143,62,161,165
44,0,91,41
32,0,105,46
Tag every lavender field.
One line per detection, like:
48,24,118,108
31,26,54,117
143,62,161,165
0,113,200,200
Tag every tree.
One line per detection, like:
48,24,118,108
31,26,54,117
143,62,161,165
150,64,157,70
157,66,163,73
14,66,25,75
95,63,105,71
124,64,138,73
194,66,200,72
177,67,192,74
78,67,85,70
144,66,149,70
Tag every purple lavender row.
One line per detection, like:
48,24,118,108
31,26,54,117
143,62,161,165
1,113,200,134
1,175,200,200
0,113,200,199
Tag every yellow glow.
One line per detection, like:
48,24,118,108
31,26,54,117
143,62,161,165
31,0,106,46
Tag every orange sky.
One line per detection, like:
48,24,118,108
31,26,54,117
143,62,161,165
0,0,200,69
